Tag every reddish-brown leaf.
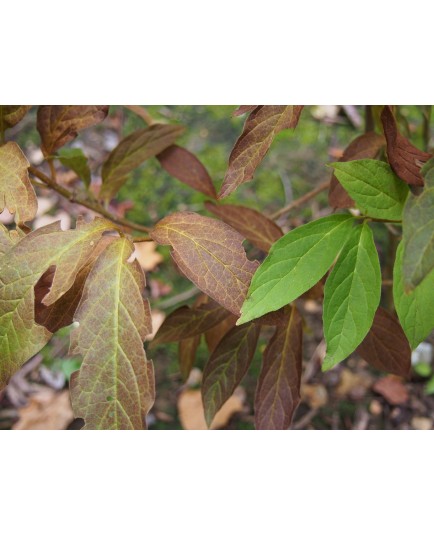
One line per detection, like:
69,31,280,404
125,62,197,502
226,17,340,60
205,201,283,252
255,305,303,430
381,106,431,186
205,314,238,353
37,105,109,155
0,106,31,131
357,307,411,377
202,322,260,426
100,124,185,199
150,212,258,316
372,376,409,405
233,106,259,117
219,105,303,198
179,335,201,382
329,132,385,209
152,300,231,345
157,145,216,198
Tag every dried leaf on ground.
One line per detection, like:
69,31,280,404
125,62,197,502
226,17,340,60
133,241,164,271
372,376,409,405
12,388,74,430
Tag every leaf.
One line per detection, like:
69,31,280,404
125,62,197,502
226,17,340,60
238,214,354,325
179,335,201,382
157,145,216,198
202,322,260,427
205,314,238,352
372,375,409,405
150,212,258,316
0,218,115,389
152,301,231,345
0,223,22,257
58,147,91,188
402,162,434,289
205,201,283,252
357,307,411,377
0,142,38,225
329,132,385,209
0,105,31,132
331,159,409,221
233,106,258,117
381,105,431,186
393,241,434,349
322,223,381,371
254,305,303,430
219,105,303,198
100,124,185,199
70,237,155,430
34,236,116,333
37,105,109,156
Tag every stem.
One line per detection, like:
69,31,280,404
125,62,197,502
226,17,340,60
422,105,431,151
365,105,374,133
28,165,151,234
48,159,57,181
270,179,330,220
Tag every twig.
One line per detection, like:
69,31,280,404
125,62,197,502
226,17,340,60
156,286,201,309
292,408,318,430
270,179,331,220
28,165,151,234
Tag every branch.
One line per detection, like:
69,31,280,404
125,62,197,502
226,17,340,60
270,179,331,220
28,165,151,234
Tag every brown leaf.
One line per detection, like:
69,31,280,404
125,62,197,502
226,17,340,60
177,388,245,430
0,142,38,225
381,106,431,186
205,314,238,352
357,307,411,377
372,375,409,405
37,105,109,155
70,237,155,429
179,335,201,382
152,300,231,344
219,105,303,198
254,305,303,430
0,105,31,131
12,388,74,430
157,145,216,198
133,240,163,271
233,105,259,117
202,322,260,426
150,212,258,316
205,201,283,252
329,132,385,209
100,124,185,199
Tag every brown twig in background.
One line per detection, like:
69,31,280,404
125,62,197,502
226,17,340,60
270,179,331,220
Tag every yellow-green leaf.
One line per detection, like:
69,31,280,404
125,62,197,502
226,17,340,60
0,142,38,225
70,237,155,430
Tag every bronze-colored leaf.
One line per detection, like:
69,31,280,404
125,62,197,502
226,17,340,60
157,145,216,198
34,236,116,332
381,106,431,186
0,223,23,257
100,124,185,199
152,300,231,345
205,314,238,352
219,105,303,198
0,218,116,389
357,307,411,377
233,106,259,117
329,132,385,208
254,305,303,430
0,106,31,132
37,105,109,156
202,322,260,426
150,212,258,316
0,142,38,225
70,237,155,430
205,201,283,252
179,335,201,382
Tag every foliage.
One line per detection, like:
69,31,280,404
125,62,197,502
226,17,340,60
0,104,433,430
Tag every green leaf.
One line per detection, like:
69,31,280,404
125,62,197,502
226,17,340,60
331,159,409,221
322,223,381,370
58,147,91,188
202,322,260,427
70,237,155,430
402,161,434,289
393,241,434,349
238,214,354,324
0,218,116,389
